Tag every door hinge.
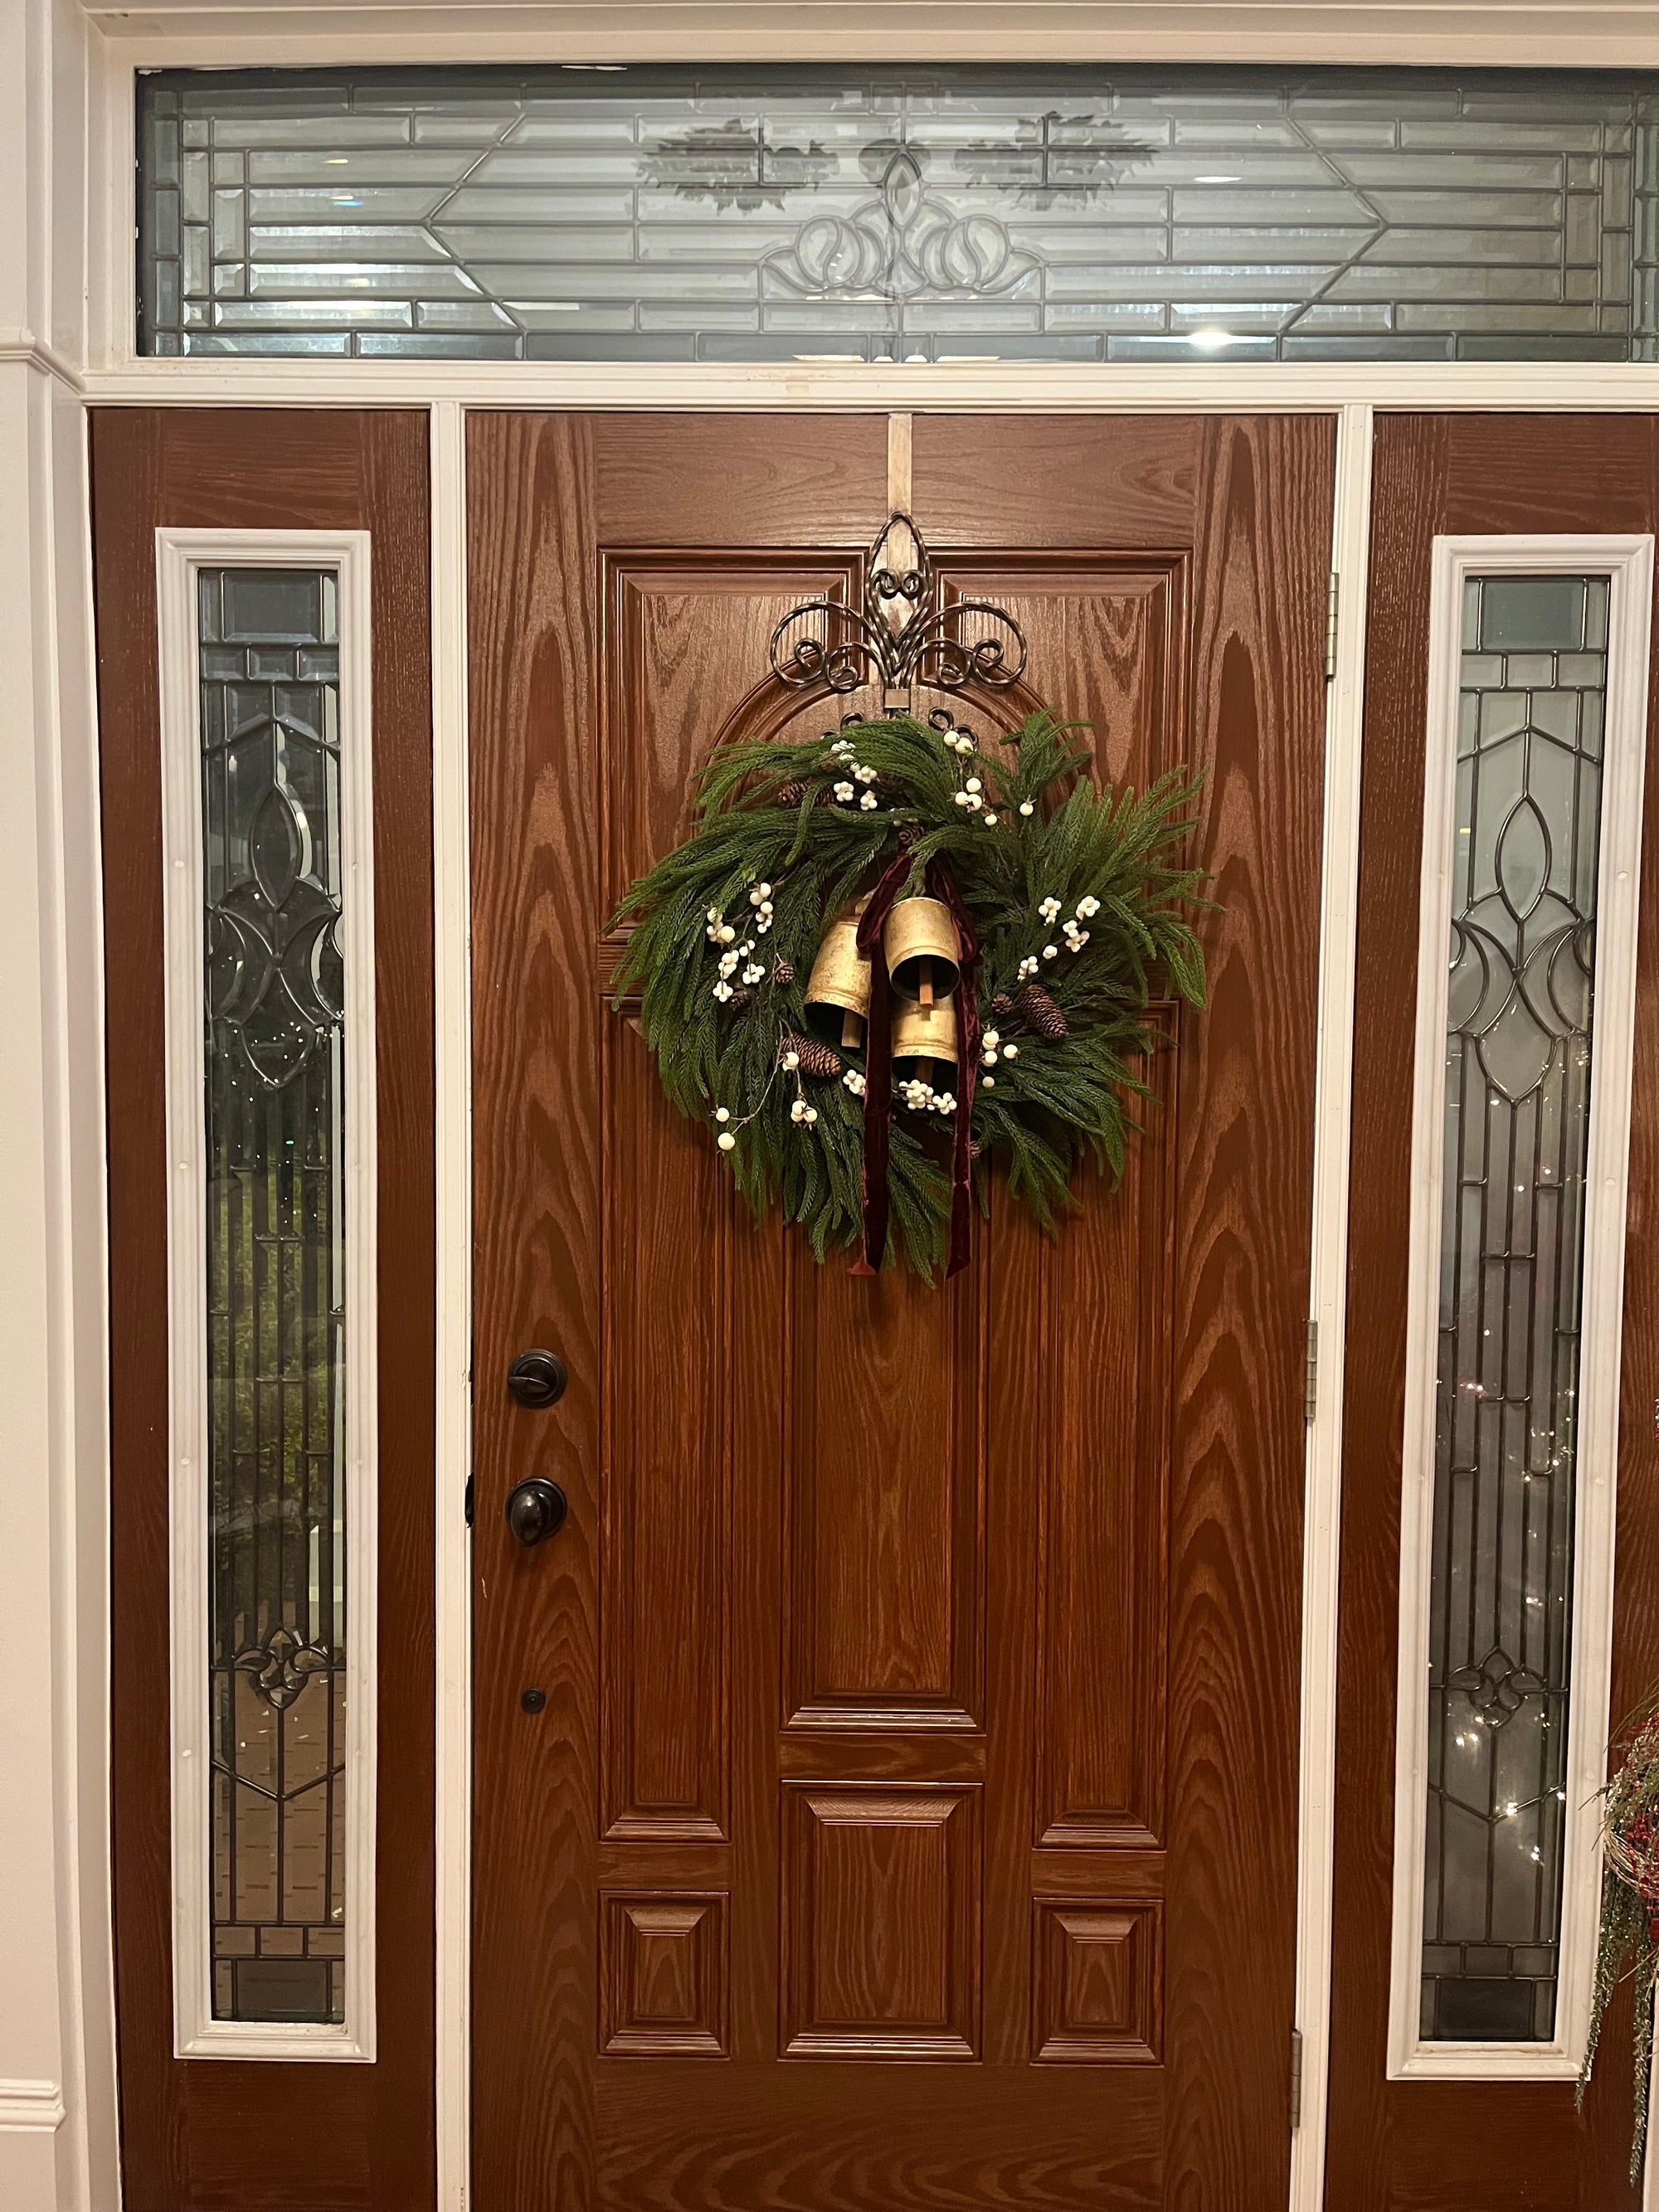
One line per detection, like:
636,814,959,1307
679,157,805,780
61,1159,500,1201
1289,2025,1305,2131
1324,571,1340,681
1304,1320,1318,1425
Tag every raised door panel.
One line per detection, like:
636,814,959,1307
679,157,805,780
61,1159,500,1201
1032,1900,1164,2065
935,561,1186,791
601,1018,733,1840
782,1248,986,1731
781,1784,981,2059
598,557,853,1840
603,558,859,904
600,1893,728,2057
1034,1060,1174,1850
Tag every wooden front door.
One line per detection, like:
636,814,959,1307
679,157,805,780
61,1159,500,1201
467,410,1333,2210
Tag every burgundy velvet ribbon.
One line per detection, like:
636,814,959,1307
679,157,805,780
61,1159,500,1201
852,854,981,1278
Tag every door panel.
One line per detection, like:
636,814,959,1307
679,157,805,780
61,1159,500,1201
92,410,436,2211
1326,413,1659,2209
468,411,1333,2209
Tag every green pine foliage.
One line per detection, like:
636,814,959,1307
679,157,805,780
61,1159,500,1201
610,708,1211,1276
1579,1709,1659,2181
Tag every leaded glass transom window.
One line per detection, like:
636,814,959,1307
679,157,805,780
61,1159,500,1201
201,566,349,2025
138,66,1659,362
1418,573,1608,2044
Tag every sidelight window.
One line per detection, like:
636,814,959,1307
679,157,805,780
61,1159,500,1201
1389,537,1652,2078
158,533,377,2060
137,66,1659,363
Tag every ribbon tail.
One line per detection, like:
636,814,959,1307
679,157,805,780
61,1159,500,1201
852,854,912,1276
931,861,981,1281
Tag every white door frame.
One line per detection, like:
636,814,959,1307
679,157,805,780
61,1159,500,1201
16,14,1659,2212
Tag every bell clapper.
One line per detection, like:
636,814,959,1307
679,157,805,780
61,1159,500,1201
841,1009,863,1050
918,957,934,1008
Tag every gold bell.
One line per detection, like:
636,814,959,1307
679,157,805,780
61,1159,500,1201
892,996,958,1087
804,896,871,1049
883,895,961,1009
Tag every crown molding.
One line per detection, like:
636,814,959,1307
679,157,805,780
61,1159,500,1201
86,2,1659,66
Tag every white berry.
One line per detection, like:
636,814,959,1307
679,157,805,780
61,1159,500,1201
718,924,736,943
1043,944,1057,960
717,1131,736,1152
1019,801,1034,818
782,1050,800,1071
982,1073,995,1089
714,1106,730,1123
859,790,878,810
1003,1042,1019,1059
966,777,980,795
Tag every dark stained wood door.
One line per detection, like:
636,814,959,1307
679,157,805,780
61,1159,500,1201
468,411,1334,2210
1326,415,1659,2210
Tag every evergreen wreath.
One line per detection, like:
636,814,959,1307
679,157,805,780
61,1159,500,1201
610,707,1210,1278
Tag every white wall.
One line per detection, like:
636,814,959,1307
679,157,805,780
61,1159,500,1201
0,2,118,2207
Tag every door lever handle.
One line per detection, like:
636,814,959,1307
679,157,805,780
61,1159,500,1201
505,1476,568,1548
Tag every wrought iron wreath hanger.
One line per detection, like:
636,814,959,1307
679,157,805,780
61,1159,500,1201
767,511,1027,707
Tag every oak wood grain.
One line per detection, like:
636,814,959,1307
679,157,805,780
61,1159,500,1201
468,412,1331,2210
1325,411,1659,2209
93,408,435,2211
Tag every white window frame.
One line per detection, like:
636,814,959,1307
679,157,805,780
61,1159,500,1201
1387,532,1655,2083
155,526,378,2063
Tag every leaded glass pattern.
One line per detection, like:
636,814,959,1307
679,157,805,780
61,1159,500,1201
1419,573,1608,2044
138,66,1659,362
201,567,349,2025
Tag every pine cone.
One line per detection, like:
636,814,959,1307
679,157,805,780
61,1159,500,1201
1018,982,1068,1039
727,985,752,1011
774,779,810,808
770,956,795,986
898,822,926,848
783,1032,842,1080
990,990,1015,1018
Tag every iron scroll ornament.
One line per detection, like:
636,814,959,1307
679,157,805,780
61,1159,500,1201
768,513,1027,698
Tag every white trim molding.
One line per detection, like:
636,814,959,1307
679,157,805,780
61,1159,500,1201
77,358,1659,414
0,2079,67,2132
1287,402,1373,2207
430,402,474,2210
1387,532,1655,2083
156,527,379,2064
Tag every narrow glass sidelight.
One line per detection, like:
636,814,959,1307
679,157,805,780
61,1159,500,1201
1390,537,1652,2080
1421,575,1608,2044
160,534,376,2060
201,567,348,2025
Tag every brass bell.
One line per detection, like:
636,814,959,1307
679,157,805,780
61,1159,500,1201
804,896,871,1048
892,996,958,1087
883,894,961,1009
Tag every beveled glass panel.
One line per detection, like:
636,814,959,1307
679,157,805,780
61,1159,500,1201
200,566,348,2025
137,67,1659,362
1419,571,1609,2044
